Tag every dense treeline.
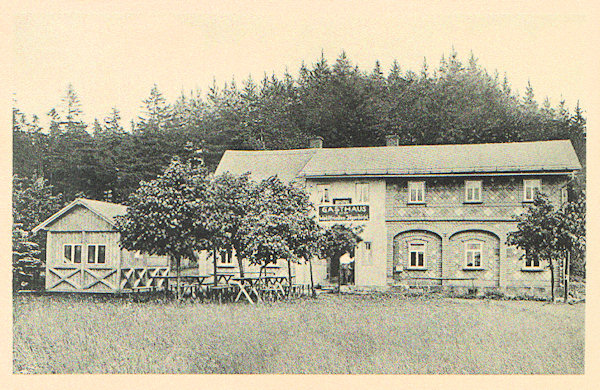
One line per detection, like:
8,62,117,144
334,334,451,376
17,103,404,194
13,50,586,204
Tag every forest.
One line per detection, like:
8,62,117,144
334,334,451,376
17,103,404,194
13,50,586,204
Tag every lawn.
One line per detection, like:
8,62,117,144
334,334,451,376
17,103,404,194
13,293,584,374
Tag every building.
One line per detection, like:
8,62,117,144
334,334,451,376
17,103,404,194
32,198,170,293
215,137,581,294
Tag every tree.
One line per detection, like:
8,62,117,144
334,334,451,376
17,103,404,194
115,157,212,299
319,224,363,292
237,177,319,293
507,193,585,301
13,224,43,291
13,175,64,290
137,84,172,133
205,172,254,279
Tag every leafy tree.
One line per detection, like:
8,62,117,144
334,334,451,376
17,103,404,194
206,173,254,278
318,224,363,292
12,175,64,291
237,177,318,292
116,157,212,298
507,193,585,301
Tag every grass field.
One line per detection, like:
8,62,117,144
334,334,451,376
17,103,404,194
13,293,584,374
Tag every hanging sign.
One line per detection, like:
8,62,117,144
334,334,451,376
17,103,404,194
318,205,369,221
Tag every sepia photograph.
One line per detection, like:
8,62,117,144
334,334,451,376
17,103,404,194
7,0,594,383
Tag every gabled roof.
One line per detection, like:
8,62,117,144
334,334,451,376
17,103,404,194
216,140,581,180
214,148,317,183
32,198,127,233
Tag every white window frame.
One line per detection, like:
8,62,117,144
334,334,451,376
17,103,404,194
523,252,541,269
561,187,568,205
523,179,541,202
317,184,331,204
363,241,373,263
355,182,370,203
87,244,107,265
218,249,233,265
464,180,482,203
464,241,483,268
408,241,426,269
407,181,425,204
63,244,82,264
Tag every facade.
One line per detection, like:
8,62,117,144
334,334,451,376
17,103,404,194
215,138,581,294
33,198,170,293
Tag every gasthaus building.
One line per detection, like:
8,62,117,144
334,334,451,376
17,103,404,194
215,137,581,294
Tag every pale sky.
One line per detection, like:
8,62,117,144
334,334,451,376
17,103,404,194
9,1,598,130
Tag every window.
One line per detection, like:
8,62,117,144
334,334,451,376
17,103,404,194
333,198,351,205
355,182,369,203
408,181,425,203
98,245,106,264
561,187,568,204
408,242,426,268
64,244,82,264
317,184,331,204
465,180,482,203
524,252,541,269
219,250,233,264
523,179,541,202
465,241,482,268
87,245,106,264
88,245,96,264
364,242,373,263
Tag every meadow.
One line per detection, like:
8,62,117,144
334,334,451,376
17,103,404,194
13,293,584,374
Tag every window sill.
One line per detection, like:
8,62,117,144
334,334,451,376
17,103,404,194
407,202,426,206
406,267,427,271
463,201,483,205
217,264,235,268
462,267,485,271
522,200,535,204
521,267,544,272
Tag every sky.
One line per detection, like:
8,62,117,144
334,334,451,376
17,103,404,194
9,1,599,131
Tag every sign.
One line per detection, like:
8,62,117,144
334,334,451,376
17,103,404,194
319,204,369,221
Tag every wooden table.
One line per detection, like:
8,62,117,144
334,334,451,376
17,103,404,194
149,275,211,297
231,277,266,304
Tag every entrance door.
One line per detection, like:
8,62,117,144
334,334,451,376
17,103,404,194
329,253,355,285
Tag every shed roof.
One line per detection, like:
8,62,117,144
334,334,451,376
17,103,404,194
215,140,581,180
32,198,128,233
214,148,317,182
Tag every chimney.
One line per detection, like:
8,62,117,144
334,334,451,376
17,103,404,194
385,134,400,146
309,136,324,148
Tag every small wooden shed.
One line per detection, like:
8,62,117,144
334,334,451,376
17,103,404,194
32,198,170,293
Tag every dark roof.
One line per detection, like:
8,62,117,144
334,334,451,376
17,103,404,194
214,148,317,182
32,198,127,233
215,140,581,181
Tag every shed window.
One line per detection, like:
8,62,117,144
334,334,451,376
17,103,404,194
465,180,482,203
408,181,425,203
87,245,106,264
64,244,82,264
465,241,482,268
355,182,370,203
523,179,541,202
408,242,426,268
98,245,106,264
88,245,96,264
64,245,72,262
